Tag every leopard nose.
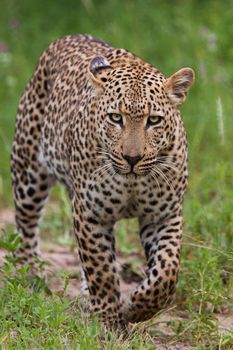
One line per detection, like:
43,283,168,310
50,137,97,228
123,154,142,167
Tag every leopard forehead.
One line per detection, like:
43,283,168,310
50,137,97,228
99,65,167,118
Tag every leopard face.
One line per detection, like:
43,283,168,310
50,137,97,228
90,59,194,177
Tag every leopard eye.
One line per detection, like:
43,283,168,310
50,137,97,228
147,115,163,127
108,113,123,125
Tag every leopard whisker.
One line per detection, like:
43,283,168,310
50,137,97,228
151,165,175,193
97,163,117,186
96,150,112,156
157,155,177,160
92,162,112,178
150,170,162,195
157,161,179,174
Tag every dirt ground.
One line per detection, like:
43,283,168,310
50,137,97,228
0,209,232,349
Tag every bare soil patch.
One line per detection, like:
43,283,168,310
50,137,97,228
0,208,14,227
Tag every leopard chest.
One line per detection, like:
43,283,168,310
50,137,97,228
80,174,175,223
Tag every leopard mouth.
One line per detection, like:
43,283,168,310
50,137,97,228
112,165,150,177
105,154,153,177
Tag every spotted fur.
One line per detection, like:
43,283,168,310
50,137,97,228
11,34,194,328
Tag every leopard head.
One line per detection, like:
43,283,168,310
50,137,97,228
88,55,195,176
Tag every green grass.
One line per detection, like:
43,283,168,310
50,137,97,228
1,0,233,348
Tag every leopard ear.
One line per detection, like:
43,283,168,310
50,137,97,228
88,56,112,85
164,68,195,106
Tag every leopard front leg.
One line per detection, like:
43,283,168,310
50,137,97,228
122,208,183,323
72,198,125,329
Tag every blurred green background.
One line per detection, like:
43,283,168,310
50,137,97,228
0,0,233,347
1,0,233,208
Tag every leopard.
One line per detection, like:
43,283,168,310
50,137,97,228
11,34,194,329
